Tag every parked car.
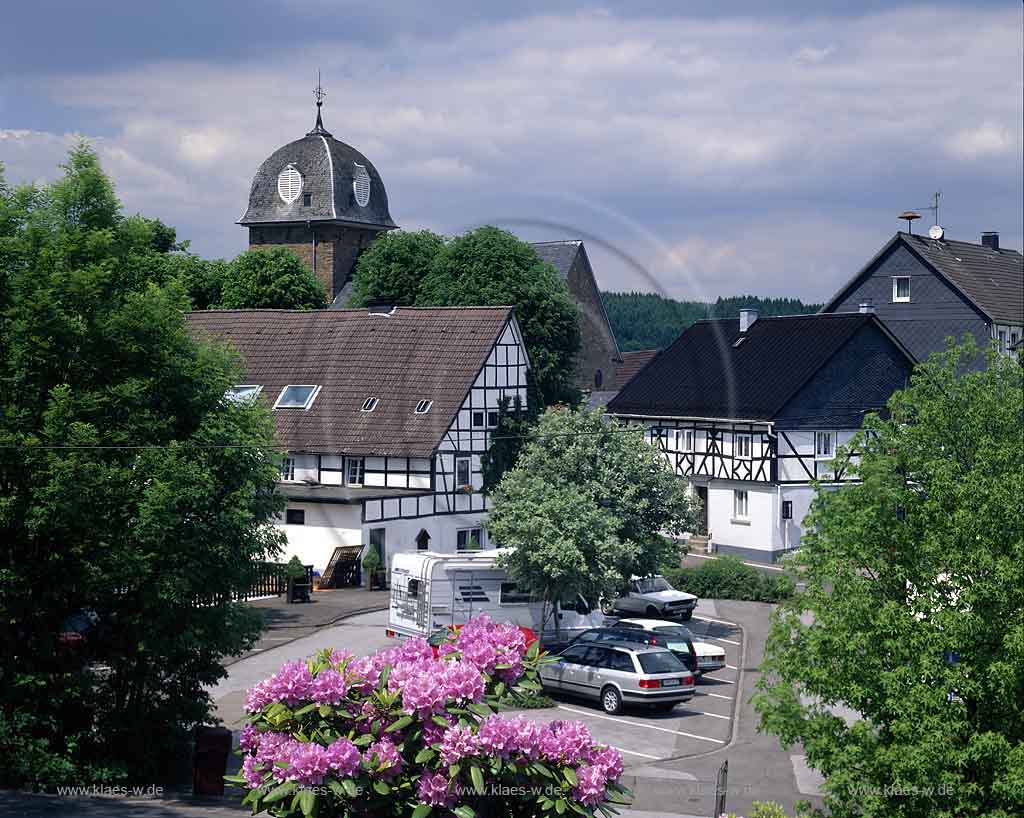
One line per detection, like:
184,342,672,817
568,626,699,675
606,575,697,620
538,642,695,714
615,618,727,676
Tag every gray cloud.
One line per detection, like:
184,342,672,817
1,4,1020,302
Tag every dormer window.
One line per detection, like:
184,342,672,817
274,385,321,410
415,400,433,414
226,385,262,403
362,397,379,412
302,193,312,207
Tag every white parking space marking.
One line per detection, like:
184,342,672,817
694,691,732,700
611,746,663,760
709,636,741,646
556,705,726,745
677,707,731,721
690,614,740,627
700,676,734,684
726,664,739,670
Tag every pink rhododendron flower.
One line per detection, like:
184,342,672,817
439,723,481,766
325,738,361,777
309,668,349,705
417,772,455,807
572,764,609,806
365,738,403,778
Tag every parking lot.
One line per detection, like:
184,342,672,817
525,611,743,764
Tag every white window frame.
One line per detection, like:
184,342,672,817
734,433,752,460
683,429,695,452
415,400,433,414
997,330,1007,354
815,431,834,460
345,457,365,487
274,385,321,410
892,276,911,303
280,457,296,482
361,397,378,412
455,456,472,488
456,527,484,552
226,384,263,403
733,490,749,520
471,411,486,428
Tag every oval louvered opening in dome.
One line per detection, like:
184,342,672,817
277,165,302,204
353,163,371,207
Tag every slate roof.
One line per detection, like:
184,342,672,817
186,307,514,457
531,240,581,280
615,349,659,389
239,122,396,230
823,233,1023,325
607,313,910,420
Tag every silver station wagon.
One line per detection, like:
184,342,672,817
539,642,696,714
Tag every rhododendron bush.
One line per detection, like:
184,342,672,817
229,615,630,817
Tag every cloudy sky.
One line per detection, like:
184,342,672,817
1,1,1021,303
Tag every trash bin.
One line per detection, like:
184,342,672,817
193,726,232,796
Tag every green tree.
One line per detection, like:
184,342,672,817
420,227,581,406
486,407,696,633
347,229,445,308
348,226,581,406
0,144,285,787
754,338,1024,818
480,394,539,493
219,247,328,310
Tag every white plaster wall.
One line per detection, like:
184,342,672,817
364,512,489,573
707,482,777,554
276,502,363,572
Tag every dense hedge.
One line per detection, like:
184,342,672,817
664,556,795,603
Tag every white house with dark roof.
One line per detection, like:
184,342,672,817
608,310,917,563
821,231,1023,361
187,306,529,578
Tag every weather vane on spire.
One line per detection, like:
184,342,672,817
310,70,330,135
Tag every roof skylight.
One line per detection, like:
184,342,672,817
362,397,379,412
274,385,321,410
414,400,433,414
226,385,263,403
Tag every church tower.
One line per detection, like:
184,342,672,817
238,79,396,303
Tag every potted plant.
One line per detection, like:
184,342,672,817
286,556,311,603
361,547,382,591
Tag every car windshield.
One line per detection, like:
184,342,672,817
637,651,685,674
636,576,672,593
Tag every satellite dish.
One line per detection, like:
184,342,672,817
928,224,945,240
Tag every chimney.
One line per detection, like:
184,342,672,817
981,231,999,250
738,308,759,333
859,301,876,315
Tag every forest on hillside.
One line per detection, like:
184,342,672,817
601,292,822,351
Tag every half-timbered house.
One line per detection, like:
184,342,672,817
187,306,529,575
607,309,916,562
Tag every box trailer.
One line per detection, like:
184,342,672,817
388,549,606,645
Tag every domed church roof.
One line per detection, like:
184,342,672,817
239,108,395,230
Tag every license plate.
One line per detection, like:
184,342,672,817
661,678,681,687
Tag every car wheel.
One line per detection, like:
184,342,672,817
645,605,660,618
600,598,617,616
600,686,623,715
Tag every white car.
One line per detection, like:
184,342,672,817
609,575,698,620
615,618,727,676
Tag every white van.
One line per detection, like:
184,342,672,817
387,549,605,645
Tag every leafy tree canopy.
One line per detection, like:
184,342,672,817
349,226,581,406
602,291,821,351
219,247,328,310
487,408,696,617
0,144,285,787
754,337,1024,818
348,229,445,308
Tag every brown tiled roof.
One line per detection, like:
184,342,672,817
615,349,659,389
186,307,514,457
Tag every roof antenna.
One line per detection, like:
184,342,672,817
309,70,331,136
913,190,941,226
